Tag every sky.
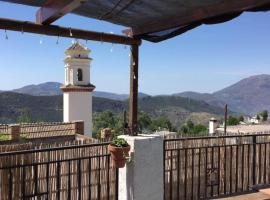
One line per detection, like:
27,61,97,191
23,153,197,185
0,2,270,95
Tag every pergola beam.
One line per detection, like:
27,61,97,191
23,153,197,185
36,0,87,25
0,17,141,45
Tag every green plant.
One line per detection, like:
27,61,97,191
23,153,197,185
111,138,129,147
0,134,10,141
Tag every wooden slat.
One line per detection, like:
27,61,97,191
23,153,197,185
36,0,87,25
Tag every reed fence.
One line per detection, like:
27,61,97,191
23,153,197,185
0,122,81,142
0,141,118,200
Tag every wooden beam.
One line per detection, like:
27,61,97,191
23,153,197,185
0,17,141,45
36,0,87,25
128,45,139,135
131,0,270,36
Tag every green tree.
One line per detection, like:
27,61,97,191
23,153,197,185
238,115,244,122
17,108,33,123
92,111,123,138
137,111,152,132
179,120,207,135
193,124,207,134
227,116,240,126
186,120,194,130
261,110,268,121
149,116,174,132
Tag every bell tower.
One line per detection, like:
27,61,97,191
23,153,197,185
61,42,95,136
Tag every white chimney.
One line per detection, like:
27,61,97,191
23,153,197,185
209,117,218,135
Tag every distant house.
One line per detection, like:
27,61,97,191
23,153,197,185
246,116,260,124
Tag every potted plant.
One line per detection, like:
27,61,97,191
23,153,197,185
108,138,130,168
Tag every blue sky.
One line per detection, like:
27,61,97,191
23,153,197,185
0,2,270,95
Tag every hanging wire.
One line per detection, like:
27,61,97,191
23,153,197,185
5,29,8,40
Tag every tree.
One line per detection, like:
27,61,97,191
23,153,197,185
137,111,152,132
238,115,244,122
149,116,174,132
92,111,123,138
17,108,33,123
193,124,207,134
186,120,194,130
227,116,240,126
261,110,268,121
179,120,207,135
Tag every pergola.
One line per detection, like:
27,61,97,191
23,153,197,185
1,0,269,135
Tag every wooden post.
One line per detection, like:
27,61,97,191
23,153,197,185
129,44,139,135
224,104,228,135
9,124,20,141
73,121,84,135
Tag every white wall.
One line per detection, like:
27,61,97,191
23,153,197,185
63,92,92,136
118,135,164,200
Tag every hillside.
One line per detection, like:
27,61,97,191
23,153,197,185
10,82,149,101
173,91,225,108
175,74,270,115
0,92,224,127
13,82,62,96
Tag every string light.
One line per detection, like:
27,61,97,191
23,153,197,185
110,43,114,52
5,29,8,40
39,37,43,44
56,35,60,44
85,39,88,44
69,27,73,37
21,25,24,34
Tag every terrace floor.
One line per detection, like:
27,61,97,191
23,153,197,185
217,189,270,200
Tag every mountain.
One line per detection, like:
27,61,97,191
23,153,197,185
93,91,149,101
175,74,270,115
10,82,149,101
173,91,225,108
13,82,62,96
213,74,270,114
0,92,224,126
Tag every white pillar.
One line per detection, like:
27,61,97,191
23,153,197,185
118,135,163,200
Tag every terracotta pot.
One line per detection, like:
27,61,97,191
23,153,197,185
108,144,130,168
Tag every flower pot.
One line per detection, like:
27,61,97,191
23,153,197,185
108,144,130,168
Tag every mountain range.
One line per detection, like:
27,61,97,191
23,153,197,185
175,74,270,115
6,74,270,115
10,82,149,101
1,74,270,126
0,92,223,127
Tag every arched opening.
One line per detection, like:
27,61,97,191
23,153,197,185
77,68,83,81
